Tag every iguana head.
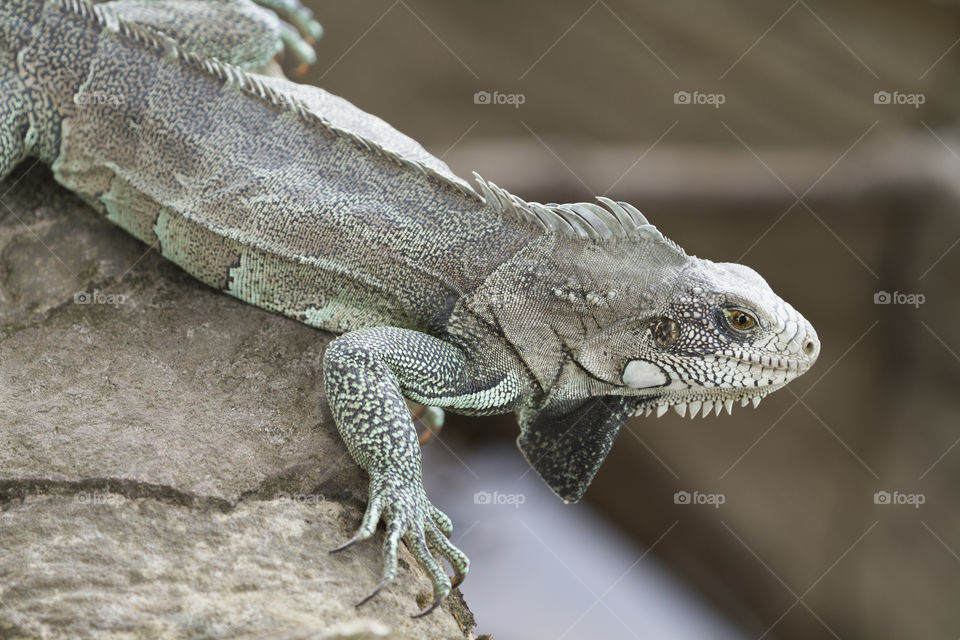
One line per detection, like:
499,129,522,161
510,257,818,502
471,177,819,501
554,218,819,417
561,252,819,417
613,257,819,418
472,178,820,415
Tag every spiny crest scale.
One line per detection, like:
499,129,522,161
472,173,687,255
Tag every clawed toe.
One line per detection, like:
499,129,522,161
356,578,389,607
278,26,317,67
425,521,470,586
329,533,363,554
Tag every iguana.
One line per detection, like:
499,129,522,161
0,0,820,617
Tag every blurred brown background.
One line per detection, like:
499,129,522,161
300,2,960,638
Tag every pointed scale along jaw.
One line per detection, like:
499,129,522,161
623,259,819,419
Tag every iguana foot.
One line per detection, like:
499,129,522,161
102,0,321,70
330,471,469,617
252,0,323,42
277,21,317,69
254,0,322,69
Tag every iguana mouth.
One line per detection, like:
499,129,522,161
711,353,806,372
622,350,809,419
631,383,787,419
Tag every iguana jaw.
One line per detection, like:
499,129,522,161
625,348,816,419
631,383,787,419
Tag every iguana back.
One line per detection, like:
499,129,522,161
23,1,533,336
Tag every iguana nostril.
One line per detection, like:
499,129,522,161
803,339,817,357
652,317,680,348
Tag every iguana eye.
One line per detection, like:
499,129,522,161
722,308,758,333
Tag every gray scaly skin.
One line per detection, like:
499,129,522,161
0,0,820,617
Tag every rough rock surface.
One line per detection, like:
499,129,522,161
0,164,476,639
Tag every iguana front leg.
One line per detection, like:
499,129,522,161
323,326,522,616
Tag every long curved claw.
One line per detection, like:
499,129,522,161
328,495,381,553
356,578,389,607
405,528,451,617
329,534,363,554
411,594,444,618
451,572,466,589
354,524,402,607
